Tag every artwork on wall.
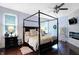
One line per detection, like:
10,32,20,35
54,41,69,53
53,25,57,29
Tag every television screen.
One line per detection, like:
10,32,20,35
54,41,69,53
69,17,77,25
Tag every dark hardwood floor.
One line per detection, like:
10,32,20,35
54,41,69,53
0,41,79,55
58,41,79,55
0,47,22,55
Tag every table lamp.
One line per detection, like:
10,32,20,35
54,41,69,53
8,25,14,36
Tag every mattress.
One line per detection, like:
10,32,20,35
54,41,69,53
25,35,56,51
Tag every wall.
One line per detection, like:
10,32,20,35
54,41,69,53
48,20,57,36
41,20,57,36
67,9,79,47
55,9,79,48
58,16,68,42
0,6,38,48
40,16,69,41
41,22,49,33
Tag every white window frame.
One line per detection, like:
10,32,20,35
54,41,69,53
3,13,18,35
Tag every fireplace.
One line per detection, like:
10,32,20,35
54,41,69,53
69,32,79,40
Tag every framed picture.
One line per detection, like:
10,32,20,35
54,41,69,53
53,25,57,29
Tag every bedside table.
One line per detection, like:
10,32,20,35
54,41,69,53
5,36,18,49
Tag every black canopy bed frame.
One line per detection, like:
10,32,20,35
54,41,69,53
23,10,58,54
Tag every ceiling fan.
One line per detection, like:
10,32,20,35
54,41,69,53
53,3,68,13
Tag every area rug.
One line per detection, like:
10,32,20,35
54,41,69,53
20,46,33,55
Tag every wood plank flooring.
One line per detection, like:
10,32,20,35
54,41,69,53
0,41,79,55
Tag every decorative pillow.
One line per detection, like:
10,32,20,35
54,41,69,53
25,36,29,42
25,32,30,36
36,31,39,36
40,29,45,36
30,29,37,36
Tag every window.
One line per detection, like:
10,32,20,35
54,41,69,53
3,13,17,36
41,22,49,33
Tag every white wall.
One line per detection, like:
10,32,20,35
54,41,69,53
58,16,68,42
40,15,69,42
67,9,79,47
55,9,79,48
41,20,57,36
48,20,57,36
0,6,38,48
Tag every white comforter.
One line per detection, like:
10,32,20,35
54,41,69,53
25,35,56,51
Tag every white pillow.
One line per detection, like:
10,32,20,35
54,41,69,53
36,29,44,36
25,32,30,36
25,36,29,42
36,31,39,36
30,29,36,36
40,29,45,36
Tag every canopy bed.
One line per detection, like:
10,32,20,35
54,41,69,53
23,10,58,54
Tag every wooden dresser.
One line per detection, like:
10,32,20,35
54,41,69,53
5,36,18,49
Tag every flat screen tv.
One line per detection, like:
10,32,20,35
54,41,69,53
69,17,77,25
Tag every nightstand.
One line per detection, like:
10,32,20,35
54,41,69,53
5,36,18,49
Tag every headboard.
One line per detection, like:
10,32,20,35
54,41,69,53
24,26,39,32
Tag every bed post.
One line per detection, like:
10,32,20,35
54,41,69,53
57,18,59,53
38,10,41,54
23,19,25,44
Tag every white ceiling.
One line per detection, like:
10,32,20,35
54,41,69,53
0,3,79,17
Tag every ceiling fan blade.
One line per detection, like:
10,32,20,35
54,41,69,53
59,8,68,10
57,3,64,8
56,9,60,13
53,9,59,13
54,5,58,9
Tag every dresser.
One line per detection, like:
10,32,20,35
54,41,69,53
5,36,18,49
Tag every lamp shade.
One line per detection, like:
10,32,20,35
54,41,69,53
41,26,45,31
8,25,14,33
